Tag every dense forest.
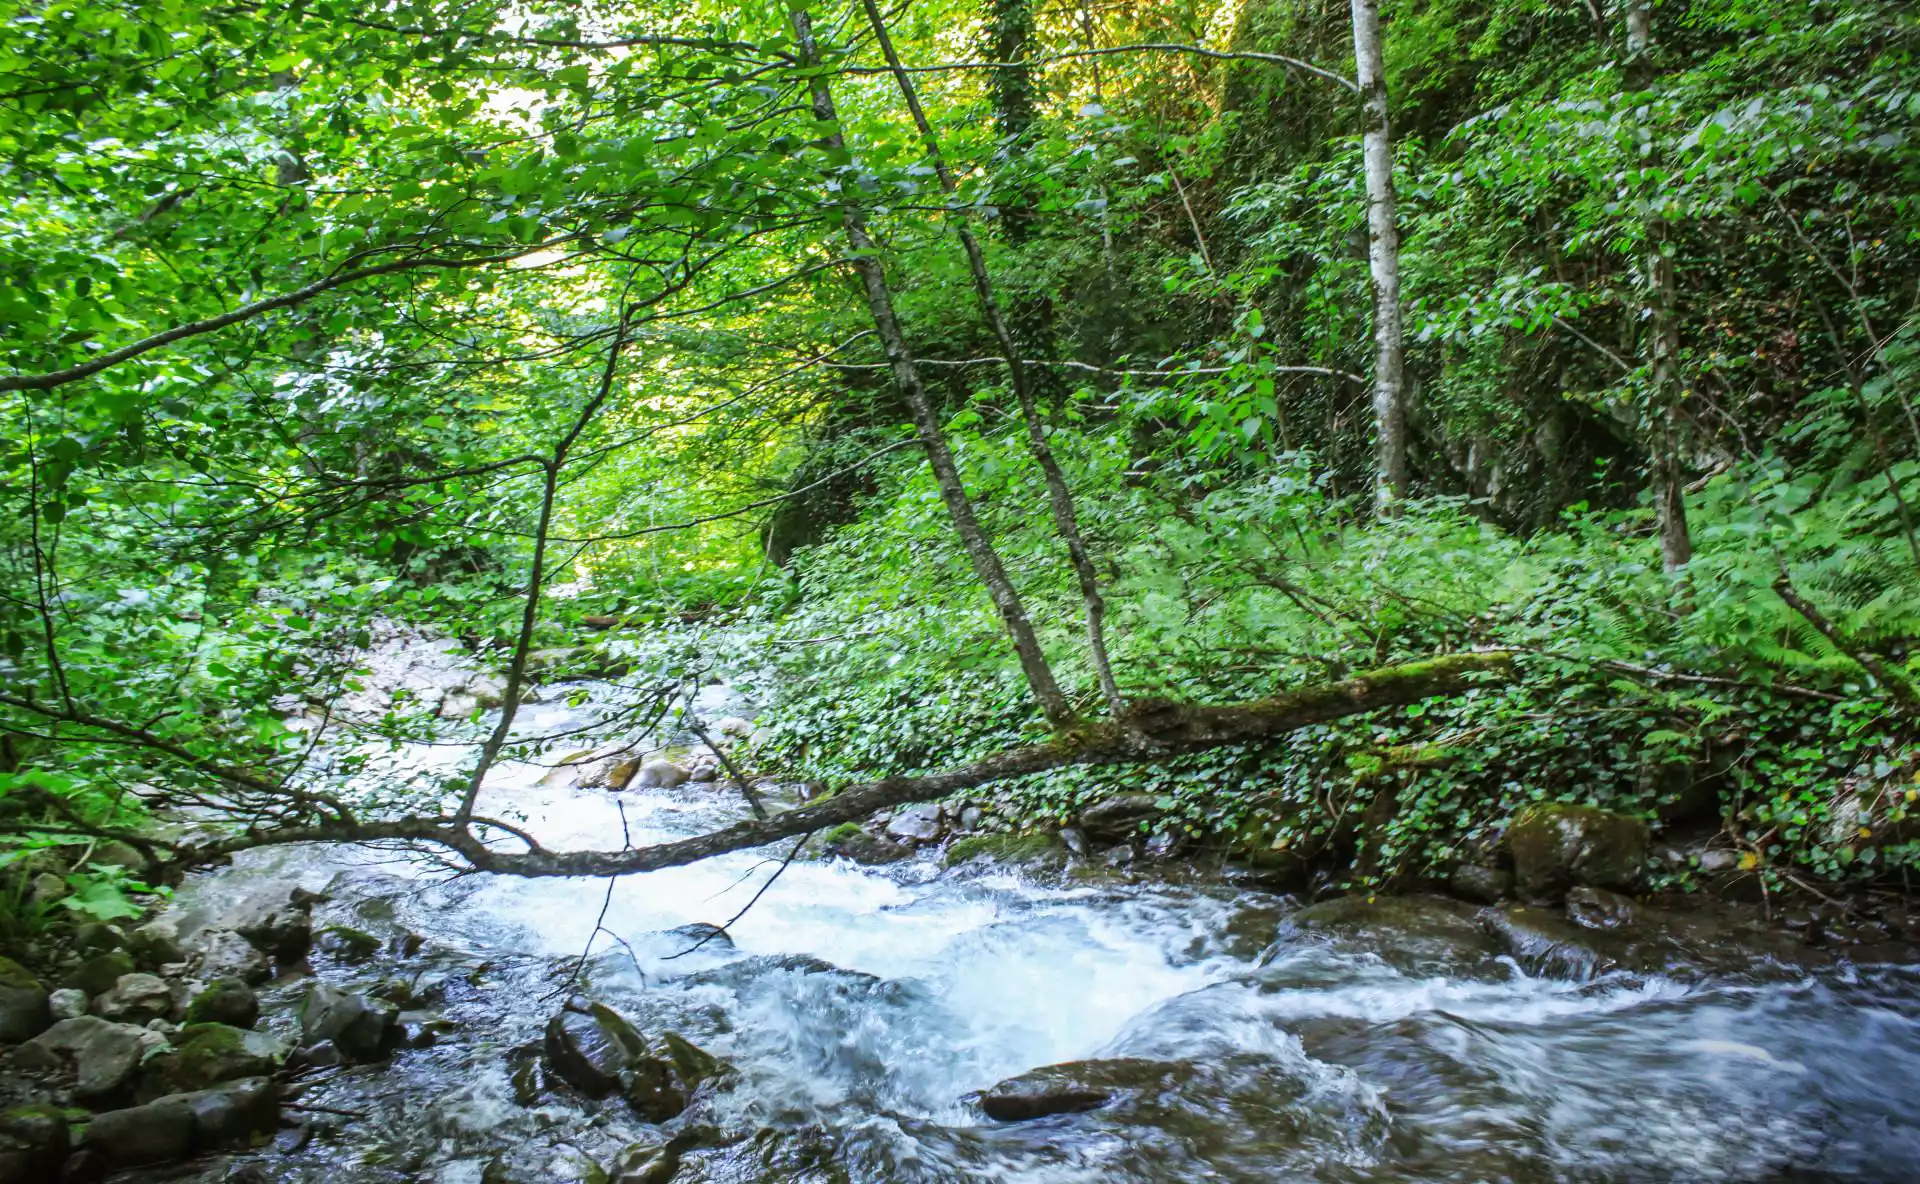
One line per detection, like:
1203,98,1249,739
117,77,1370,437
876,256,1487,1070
3,0,1920,1179
6,0,1916,901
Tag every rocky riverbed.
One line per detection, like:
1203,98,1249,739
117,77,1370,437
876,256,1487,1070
4,633,1919,1183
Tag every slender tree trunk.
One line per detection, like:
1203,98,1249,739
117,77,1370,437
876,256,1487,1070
859,0,1124,716
1348,0,1409,510
1626,0,1692,572
988,0,1039,247
791,6,1075,728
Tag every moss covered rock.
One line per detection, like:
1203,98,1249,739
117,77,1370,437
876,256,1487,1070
183,978,258,1029
63,951,134,998
145,1023,288,1094
1506,803,1648,902
0,1104,70,1183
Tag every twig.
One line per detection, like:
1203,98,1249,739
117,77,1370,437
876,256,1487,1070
664,831,815,959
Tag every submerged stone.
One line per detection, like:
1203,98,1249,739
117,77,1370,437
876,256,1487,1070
300,982,399,1062
541,1003,725,1123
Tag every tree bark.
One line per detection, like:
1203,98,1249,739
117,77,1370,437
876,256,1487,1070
178,651,1514,877
987,0,1039,247
859,0,1124,716
791,6,1075,728
1625,0,1692,572
1348,0,1409,510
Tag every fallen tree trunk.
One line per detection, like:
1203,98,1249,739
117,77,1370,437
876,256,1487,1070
178,651,1512,878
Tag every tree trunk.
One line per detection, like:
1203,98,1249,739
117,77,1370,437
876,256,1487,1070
988,0,1039,247
1626,0,1692,572
859,0,1125,716
1348,0,1409,510
791,6,1075,728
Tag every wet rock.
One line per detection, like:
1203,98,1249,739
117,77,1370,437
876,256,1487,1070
1566,885,1635,930
636,759,689,788
193,930,269,985
609,1138,680,1184
1078,794,1159,845
438,691,479,719
1506,803,1648,902
687,759,720,783
976,1058,1186,1121
884,803,944,844
184,979,259,1029
48,988,89,1022
826,830,912,865
299,983,399,1063
544,1005,644,1098
0,955,51,1042
542,1003,724,1122
316,925,383,961
1448,862,1512,905
128,919,186,968
958,805,984,831
1477,906,1617,980
80,1077,277,1168
146,1024,288,1094
1058,827,1089,856
221,886,315,960
0,1104,70,1183
1276,894,1500,977
95,973,174,1024
18,1015,166,1097
667,923,733,951
63,952,135,999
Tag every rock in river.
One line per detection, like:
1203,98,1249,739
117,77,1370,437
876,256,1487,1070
543,1002,726,1123
884,803,944,844
184,978,260,1029
300,982,399,1062
95,972,175,1024
0,1105,69,1183
976,1057,1187,1121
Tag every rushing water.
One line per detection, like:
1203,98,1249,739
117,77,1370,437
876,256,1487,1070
160,662,1920,1184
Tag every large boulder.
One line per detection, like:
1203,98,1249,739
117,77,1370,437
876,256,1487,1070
1447,862,1513,905
0,956,50,1043
95,972,174,1024
542,1003,725,1123
144,1023,288,1094
976,1058,1187,1122
79,1077,277,1168
635,760,689,789
184,978,259,1029
300,983,399,1063
17,1015,166,1098
1078,794,1159,845
883,804,944,845
128,918,187,968
0,1105,70,1183
192,929,270,985
1506,803,1648,902
221,886,316,960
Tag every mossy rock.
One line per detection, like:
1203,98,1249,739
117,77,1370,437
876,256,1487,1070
183,978,259,1029
0,956,50,1043
146,1023,288,1094
1506,803,1649,902
943,834,1061,868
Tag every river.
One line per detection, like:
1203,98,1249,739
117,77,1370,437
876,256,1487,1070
155,658,1920,1183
